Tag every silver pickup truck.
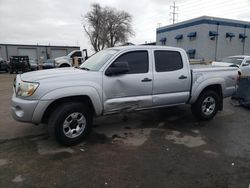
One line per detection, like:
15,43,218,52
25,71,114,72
11,46,238,145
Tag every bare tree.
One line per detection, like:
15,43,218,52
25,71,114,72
82,3,134,52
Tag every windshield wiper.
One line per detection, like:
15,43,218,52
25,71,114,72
81,67,90,71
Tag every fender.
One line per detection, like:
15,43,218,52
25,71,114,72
55,59,72,67
189,77,225,104
32,86,103,124
41,86,103,115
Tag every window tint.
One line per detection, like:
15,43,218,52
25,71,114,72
113,51,148,74
71,51,81,58
154,51,183,72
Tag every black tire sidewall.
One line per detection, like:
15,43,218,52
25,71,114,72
48,102,92,146
192,90,219,120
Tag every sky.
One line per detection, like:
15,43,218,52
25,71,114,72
0,0,250,52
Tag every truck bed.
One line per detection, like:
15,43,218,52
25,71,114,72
189,64,238,103
190,64,238,73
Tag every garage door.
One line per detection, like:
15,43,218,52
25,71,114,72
18,48,37,60
51,49,67,59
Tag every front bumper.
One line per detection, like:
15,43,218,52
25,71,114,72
11,94,39,123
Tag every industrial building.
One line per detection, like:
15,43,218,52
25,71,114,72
0,44,80,61
156,16,250,61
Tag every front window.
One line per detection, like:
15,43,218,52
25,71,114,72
80,49,119,71
111,51,149,74
219,57,244,65
70,51,82,58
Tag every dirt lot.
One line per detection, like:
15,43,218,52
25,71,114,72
1,72,250,188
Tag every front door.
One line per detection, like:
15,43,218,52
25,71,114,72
103,50,153,114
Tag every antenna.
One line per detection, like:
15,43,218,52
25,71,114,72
170,1,178,24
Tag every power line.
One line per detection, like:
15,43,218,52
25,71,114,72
170,1,178,24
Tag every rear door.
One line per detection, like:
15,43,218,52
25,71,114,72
152,50,191,106
103,50,153,113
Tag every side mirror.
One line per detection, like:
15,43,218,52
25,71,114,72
105,61,130,76
242,62,250,66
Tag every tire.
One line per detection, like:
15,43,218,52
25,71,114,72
9,68,13,74
191,90,219,121
48,102,93,146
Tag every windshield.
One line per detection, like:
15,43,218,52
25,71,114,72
80,49,119,71
219,57,244,65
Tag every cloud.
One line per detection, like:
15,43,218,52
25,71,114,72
0,0,250,53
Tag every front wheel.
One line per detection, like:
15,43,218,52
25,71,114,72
59,64,70,68
191,90,220,121
48,102,93,146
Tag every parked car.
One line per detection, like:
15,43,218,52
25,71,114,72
42,59,55,69
9,56,30,74
212,55,250,75
11,46,238,145
29,58,38,71
0,57,9,72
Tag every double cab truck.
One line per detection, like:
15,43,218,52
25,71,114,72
11,46,238,145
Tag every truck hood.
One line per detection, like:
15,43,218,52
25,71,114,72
55,56,69,61
20,67,91,82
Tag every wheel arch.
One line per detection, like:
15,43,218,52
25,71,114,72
59,63,71,67
193,84,223,111
42,95,95,124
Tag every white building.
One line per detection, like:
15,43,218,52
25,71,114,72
156,16,250,61
0,43,79,61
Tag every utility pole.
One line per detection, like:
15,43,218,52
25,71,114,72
157,23,162,28
170,1,178,24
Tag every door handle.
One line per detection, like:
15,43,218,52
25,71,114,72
141,78,152,82
179,75,187,79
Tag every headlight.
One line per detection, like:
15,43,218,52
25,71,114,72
16,80,39,97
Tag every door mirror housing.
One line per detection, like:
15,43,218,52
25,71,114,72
105,61,130,76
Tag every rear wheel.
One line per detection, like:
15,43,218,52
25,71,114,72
191,90,219,121
48,102,93,146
